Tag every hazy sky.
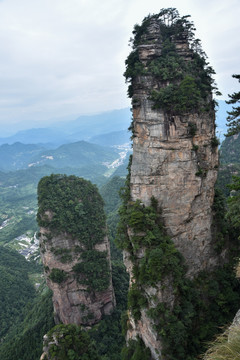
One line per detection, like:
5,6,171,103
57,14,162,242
0,0,239,132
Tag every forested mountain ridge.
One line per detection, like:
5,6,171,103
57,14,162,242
27,140,120,170
0,142,46,171
0,140,127,172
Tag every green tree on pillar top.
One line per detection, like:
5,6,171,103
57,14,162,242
225,75,240,241
226,74,240,137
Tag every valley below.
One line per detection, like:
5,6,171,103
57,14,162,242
0,101,239,360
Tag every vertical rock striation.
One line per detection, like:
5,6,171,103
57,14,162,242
37,174,115,327
121,9,221,359
130,30,218,277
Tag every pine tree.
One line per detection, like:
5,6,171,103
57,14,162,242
226,74,240,136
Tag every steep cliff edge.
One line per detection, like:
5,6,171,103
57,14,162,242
118,9,240,360
127,11,219,277
37,174,115,327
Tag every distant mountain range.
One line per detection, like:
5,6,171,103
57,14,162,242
0,128,68,147
89,130,130,147
0,141,125,172
0,101,232,147
0,143,45,172
0,108,132,147
28,141,120,169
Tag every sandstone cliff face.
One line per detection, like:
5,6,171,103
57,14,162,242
123,13,220,359
40,228,115,326
130,22,218,277
38,175,115,327
131,103,218,277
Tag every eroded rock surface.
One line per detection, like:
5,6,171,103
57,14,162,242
129,28,218,277
38,175,115,327
40,229,115,326
123,12,220,359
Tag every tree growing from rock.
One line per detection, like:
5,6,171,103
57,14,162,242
226,74,240,136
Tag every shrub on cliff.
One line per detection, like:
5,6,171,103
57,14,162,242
49,268,68,284
43,324,101,360
73,250,110,292
124,8,219,115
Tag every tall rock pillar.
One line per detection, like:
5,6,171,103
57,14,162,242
37,174,115,327
121,9,220,359
130,26,218,276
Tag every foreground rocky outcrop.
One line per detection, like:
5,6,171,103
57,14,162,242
40,324,101,360
118,9,228,360
37,174,115,327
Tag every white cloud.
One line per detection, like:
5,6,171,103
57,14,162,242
0,0,238,129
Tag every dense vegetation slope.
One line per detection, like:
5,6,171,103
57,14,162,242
0,289,55,360
0,246,39,340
